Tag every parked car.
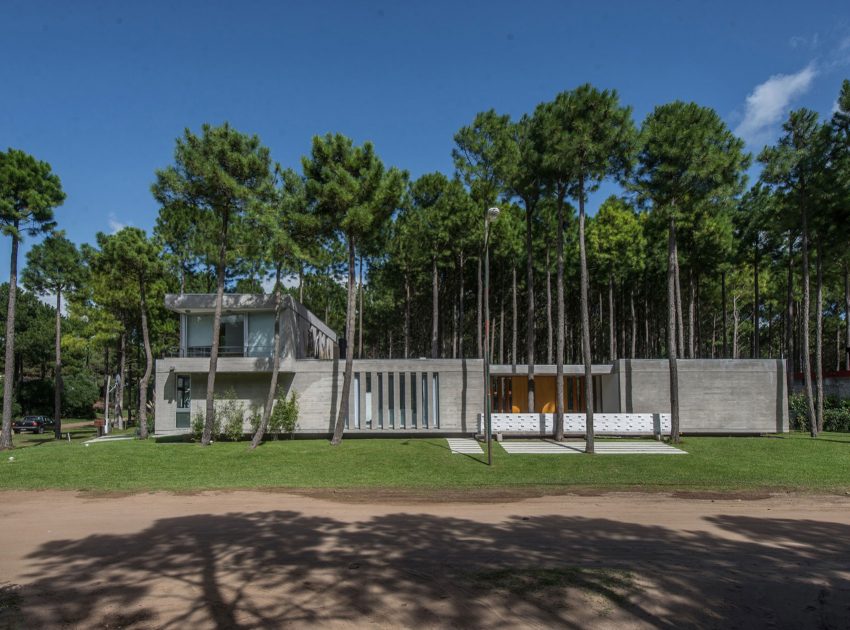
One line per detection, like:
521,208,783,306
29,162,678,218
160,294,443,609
12,416,53,434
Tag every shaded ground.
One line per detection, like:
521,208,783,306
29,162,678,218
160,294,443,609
1,491,849,628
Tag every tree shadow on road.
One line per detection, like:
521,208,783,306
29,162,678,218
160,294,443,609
6,508,850,628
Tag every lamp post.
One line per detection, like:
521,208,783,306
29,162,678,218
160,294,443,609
483,206,500,466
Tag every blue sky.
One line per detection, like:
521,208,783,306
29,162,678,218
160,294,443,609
1,0,849,282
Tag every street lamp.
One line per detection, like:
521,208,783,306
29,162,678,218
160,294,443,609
483,206,500,466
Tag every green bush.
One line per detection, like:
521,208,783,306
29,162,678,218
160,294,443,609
270,391,299,439
216,387,246,441
789,394,850,432
191,410,207,441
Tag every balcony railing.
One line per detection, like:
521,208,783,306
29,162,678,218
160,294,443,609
164,345,277,358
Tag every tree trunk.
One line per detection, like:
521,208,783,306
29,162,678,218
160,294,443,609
578,182,594,453
711,313,717,358
526,207,535,411
431,256,439,358
668,215,681,443
687,269,695,359
800,203,816,436
331,236,357,445
674,259,684,359
252,265,283,448
786,231,795,397
732,294,739,359
721,270,728,358
404,272,410,359
458,254,465,359
202,216,229,446
554,195,565,441
845,261,849,371
499,302,505,364
608,274,616,362
511,265,517,369
630,289,637,359
477,257,483,358
1,231,19,450
53,289,63,440
298,263,304,303
137,279,153,440
815,241,824,433
753,245,760,359
116,330,126,429
358,257,364,359
546,245,553,366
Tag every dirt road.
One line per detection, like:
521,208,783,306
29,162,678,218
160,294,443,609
1,490,849,629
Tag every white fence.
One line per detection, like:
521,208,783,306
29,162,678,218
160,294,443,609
479,413,672,436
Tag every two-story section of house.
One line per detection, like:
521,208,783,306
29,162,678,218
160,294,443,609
154,293,338,435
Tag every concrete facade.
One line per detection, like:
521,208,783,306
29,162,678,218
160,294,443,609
153,294,789,437
620,359,789,434
154,356,484,435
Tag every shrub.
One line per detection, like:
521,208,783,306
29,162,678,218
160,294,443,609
216,387,246,441
269,390,299,439
789,394,850,432
191,410,206,441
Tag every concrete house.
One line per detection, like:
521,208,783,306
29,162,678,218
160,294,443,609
155,293,789,436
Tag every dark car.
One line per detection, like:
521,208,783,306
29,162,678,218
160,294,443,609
12,416,53,434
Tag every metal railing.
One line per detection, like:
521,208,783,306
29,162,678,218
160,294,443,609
164,345,278,358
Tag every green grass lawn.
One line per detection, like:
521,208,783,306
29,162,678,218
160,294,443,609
1,430,849,494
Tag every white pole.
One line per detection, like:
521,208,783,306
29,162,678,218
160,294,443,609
104,374,111,435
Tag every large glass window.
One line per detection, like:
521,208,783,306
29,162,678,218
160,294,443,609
410,372,417,428
247,312,275,357
421,372,429,429
388,373,395,429
187,314,244,357
399,375,406,429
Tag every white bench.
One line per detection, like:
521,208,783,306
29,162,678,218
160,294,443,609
479,413,671,437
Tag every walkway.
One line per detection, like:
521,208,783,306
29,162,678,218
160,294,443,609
500,439,686,455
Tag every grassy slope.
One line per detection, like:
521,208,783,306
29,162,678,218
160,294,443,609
1,426,849,493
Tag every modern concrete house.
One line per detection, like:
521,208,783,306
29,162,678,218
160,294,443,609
154,293,789,437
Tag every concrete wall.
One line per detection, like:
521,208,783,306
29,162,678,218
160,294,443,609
791,373,850,400
620,359,788,434
155,357,484,435
154,356,787,435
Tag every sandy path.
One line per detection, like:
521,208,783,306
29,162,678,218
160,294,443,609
1,490,849,629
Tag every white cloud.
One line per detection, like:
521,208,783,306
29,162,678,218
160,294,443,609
789,33,819,50
734,63,818,146
108,213,130,234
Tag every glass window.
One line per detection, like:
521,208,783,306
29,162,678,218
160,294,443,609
432,373,440,428
247,312,275,357
410,372,417,428
176,374,191,429
352,372,360,429
421,372,429,429
176,375,191,409
388,373,395,429
377,373,383,429
365,373,372,429
399,374,405,428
